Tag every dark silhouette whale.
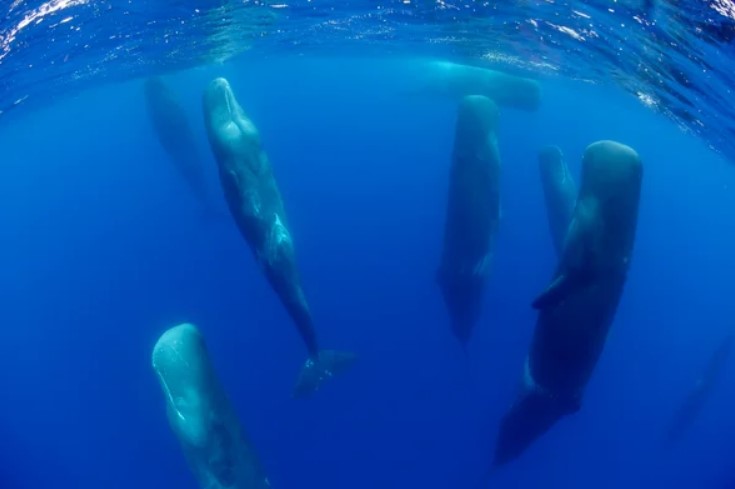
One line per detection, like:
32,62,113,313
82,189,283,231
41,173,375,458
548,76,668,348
664,333,733,445
437,95,501,345
144,77,218,217
494,140,643,466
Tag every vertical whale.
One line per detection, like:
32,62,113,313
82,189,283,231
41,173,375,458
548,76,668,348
202,77,355,398
151,323,271,489
437,95,501,345
144,77,217,216
538,146,577,256
494,140,643,465
664,333,733,445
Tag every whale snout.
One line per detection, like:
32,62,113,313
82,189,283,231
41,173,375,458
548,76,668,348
203,77,239,130
453,95,499,152
208,77,232,99
582,140,642,196
152,324,211,445
203,77,260,156
152,323,208,400
457,95,499,132
203,77,238,122
152,323,202,363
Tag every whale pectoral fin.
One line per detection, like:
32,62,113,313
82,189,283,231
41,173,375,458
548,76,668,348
531,274,570,310
532,268,595,310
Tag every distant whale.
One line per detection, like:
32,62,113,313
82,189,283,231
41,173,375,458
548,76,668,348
664,333,734,445
538,146,577,255
152,323,271,489
202,77,355,398
437,95,501,345
494,140,643,465
144,77,218,216
405,59,541,111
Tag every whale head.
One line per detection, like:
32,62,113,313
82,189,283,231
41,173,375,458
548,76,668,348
456,95,499,139
453,95,499,161
152,323,213,448
581,140,642,204
203,78,239,128
202,77,260,161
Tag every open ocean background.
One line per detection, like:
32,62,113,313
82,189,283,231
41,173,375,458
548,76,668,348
2,2,735,488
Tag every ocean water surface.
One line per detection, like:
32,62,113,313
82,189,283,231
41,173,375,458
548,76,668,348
1,2,735,489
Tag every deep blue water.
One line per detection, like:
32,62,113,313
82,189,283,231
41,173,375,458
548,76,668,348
1,48,735,489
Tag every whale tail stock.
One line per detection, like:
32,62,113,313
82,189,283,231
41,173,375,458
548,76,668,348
470,457,501,489
293,349,357,398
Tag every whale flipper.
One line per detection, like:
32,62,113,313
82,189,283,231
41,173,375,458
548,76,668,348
294,350,357,398
531,269,595,310
533,198,601,310
531,274,573,310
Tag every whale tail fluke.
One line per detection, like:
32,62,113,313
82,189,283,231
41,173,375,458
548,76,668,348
293,349,356,398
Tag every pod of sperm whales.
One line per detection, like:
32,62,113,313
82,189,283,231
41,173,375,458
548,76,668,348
538,146,577,256
202,77,355,398
494,140,643,466
437,95,501,345
144,77,218,216
405,59,541,111
152,323,271,489
664,333,734,445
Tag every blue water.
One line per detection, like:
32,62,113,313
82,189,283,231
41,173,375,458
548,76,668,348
1,3,735,489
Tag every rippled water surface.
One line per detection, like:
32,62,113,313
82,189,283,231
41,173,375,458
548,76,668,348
1,1,734,161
